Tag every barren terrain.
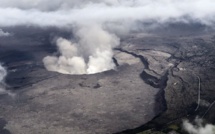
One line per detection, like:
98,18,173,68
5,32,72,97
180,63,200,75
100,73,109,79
0,24,215,134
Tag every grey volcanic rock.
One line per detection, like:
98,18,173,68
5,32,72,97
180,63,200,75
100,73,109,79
0,64,164,134
0,25,215,134
0,27,167,134
117,28,215,133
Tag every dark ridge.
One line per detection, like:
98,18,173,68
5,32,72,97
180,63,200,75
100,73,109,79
115,48,169,89
112,57,119,67
140,71,159,88
114,48,149,69
93,83,101,89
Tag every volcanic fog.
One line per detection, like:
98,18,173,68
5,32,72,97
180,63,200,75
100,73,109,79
1,1,215,134
1,0,215,75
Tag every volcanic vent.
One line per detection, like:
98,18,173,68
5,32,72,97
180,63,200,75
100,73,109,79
43,25,119,75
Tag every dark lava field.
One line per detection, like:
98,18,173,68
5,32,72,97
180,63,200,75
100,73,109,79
0,24,215,134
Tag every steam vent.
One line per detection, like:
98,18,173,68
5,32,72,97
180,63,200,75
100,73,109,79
1,1,215,134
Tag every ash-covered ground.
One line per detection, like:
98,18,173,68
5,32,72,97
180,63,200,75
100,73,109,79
0,23,215,134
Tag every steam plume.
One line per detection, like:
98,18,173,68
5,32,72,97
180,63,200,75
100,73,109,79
183,118,215,134
1,0,215,74
0,29,10,37
0,0,215,27
43,25,119,74
0,64,15,96
0,64,7,94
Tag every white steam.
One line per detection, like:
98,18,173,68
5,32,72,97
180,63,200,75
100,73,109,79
0,0,120,10
0,64,7,94
0,64,15,96
43,25,119,74
183,118,215,134
0,0,215,27
0,29,10,37
1,0,215,74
